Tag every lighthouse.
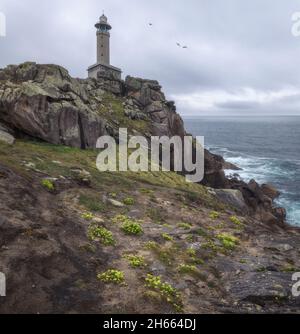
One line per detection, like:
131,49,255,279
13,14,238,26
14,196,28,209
88,14,122,80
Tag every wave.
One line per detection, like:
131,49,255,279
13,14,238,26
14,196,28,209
208,146,300,226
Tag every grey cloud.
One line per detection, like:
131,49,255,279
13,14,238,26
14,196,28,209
216,101,260,110
0,0,300,115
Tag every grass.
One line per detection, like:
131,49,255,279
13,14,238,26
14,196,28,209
139,188,154,195
0,140,218,212
79,194,105,212
98,92,151,134
87,224,115,246
177,222,192,230
147,208,165,224
145,242,176,266
97,269,124,284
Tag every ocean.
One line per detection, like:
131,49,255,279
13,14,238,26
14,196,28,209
183,116,300,226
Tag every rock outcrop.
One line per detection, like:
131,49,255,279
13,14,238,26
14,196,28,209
0,122,15,145
0,62,224,187
0,62,286,225
0,62,299,315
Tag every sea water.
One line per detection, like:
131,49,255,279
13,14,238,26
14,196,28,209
184,116,300,226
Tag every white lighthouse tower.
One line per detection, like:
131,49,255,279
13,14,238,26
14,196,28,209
88,14,122,80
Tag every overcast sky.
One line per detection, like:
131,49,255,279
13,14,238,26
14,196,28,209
1,0,300,116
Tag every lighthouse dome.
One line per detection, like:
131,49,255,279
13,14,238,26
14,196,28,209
100,14,108,24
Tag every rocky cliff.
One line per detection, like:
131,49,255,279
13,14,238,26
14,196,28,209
0,62,286,225
0,62,299,314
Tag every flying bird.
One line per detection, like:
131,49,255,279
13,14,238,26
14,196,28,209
182,46,188,49
176,42,181,47
149,23,153,26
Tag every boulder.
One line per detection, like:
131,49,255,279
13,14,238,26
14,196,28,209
0,123,15,145
213,188,248,213
261,184,280,200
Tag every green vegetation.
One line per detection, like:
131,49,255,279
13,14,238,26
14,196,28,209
186,248,196,257
145,242,176,266
177,222,192,230
41,179,55,191
123,197,135,206
124,254,146,268
195,227,209,238
79,243,97,253
0,140,217,211
139,188,154,195
281,265,298,273
230,215,243,227
145,274,182,311
79,194,105,212
185,191,200,203
113,215,143,235
87,224,115,246
202,240,219,252
209,211,220,220
112,214,128,224
177,264,197,275
81,212,94,221
147,208,165,224
99,92,151,134
217,233,239,250
121,221,143,235
162,233,174,241
162,224,172,229
97,269,124,284
144,241,159,250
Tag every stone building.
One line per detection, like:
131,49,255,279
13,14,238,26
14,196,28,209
87,14,122,80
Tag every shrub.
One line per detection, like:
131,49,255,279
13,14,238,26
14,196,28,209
209,211,220,220
230,216,242,226
144,241,159,250
97,269,124,284
121,221,143,235
112,214,128,224
186,248,196,257
41,179,55,191
162,233,173,241
145,274,182,311
124,255,146,268
177,264,197,274
123,197,135,206
88,224,115,246
217,233,239,250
